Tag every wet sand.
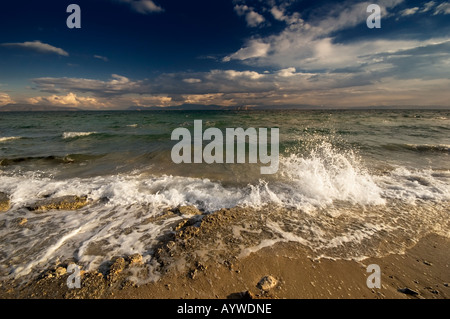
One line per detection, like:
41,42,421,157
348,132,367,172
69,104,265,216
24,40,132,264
0,207,448,299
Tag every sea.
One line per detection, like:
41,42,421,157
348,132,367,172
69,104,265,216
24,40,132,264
0,109,449,281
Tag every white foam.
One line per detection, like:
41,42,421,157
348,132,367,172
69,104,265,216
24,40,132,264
0,142,449,280
0,136,21,142
375,167,450,202
277,142,386,207
62,132,96,139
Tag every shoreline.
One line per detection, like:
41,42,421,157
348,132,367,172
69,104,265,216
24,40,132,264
0,206,448,299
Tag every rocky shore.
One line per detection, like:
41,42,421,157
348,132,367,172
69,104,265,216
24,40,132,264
0,192,10,212
0,202,448,299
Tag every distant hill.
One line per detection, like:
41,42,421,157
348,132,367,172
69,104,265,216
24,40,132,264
0,104,80,112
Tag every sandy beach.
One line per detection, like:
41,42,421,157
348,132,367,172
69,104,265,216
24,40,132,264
1,206,448,299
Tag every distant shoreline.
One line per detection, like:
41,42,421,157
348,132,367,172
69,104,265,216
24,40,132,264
1,103,449,112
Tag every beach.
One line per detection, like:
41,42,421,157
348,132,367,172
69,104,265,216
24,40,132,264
0,205,448,299
0,110,449,299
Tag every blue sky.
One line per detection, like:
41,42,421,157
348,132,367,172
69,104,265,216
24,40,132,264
0,0,449,109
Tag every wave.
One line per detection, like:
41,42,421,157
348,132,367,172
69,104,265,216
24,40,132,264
0,136,22,143
0,141,448,281
0,154,104,166
62,132,97,139
382,143,450,153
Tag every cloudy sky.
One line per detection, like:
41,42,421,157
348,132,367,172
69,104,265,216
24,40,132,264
1,0,449,109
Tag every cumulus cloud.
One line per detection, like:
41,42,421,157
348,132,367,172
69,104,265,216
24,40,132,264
270,6,303,25
400,7,419,16
0,92,14,106
117,0,164,14
223,40,270,62
277,67,297,77
234,4,265,27
27,92,107,108
222,0,450,79
434,2,450,15
183,78,202,84
421,1,436,13
32,74,147,97
28,31,450,110
131,96,173,107
1,40,69,56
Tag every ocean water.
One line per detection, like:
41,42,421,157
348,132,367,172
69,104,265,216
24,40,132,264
0,110,449,280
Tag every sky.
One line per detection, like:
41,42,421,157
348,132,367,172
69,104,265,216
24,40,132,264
0,0,449,109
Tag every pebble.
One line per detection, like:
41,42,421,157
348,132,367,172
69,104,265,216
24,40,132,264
398,287,419,296
257,275,278,291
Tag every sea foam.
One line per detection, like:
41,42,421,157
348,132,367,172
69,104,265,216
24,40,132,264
62,132,96,139
0,142,448,280
0,136,21,142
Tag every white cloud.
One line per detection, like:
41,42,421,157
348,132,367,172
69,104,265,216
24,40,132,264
27,93,107,108
277,67,296,77
400,7,419,16
234,4,265,27
132,96,173,107
0,92,14,106
223,0,443,72
222,70,265,80
421,1,436,13
223,40,270,62
94,55,109,62
117,0,163,14
32,74,146,97
1,40,68,56
183,78,202,84
434,2,450,15
270,6,303,25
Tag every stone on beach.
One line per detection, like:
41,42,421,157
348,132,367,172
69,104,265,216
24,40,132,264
176,205,202,216
27,195,88,212
107,257,126,282
398,287,419,296
257,275,278,291
0,192,10,212
127,253,143,266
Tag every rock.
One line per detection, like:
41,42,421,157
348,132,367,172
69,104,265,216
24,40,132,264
175,219,189,231
242,290,256,299
189,262,207,279
16,217,27,226
108,257,126,282
228,290,256,299
28,195,88,212
189,268,198,279
0,192,10,212
176,225,200,240
444,283,449,287
55,266,67,277
127,253,143,266
423,260,432,266
257,275,278,291
398,288,419,296
177,205,202,216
